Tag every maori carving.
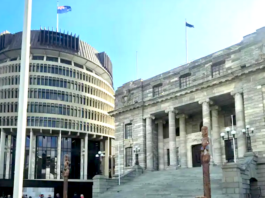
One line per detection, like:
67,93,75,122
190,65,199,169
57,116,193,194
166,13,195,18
63,154,70,177
201,126,211,198
63,155,70,198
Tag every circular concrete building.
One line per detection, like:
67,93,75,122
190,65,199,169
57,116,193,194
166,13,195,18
0,29,115,197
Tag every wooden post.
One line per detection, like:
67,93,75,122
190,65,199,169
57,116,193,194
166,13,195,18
63,154,70,198
201,126,211,198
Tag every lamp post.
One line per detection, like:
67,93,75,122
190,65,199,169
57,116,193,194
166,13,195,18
133,146,140,166
95,151,105,175
242,125,254,152
221,127,237,163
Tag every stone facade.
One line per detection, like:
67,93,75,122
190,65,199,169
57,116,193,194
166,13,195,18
110,27,265,176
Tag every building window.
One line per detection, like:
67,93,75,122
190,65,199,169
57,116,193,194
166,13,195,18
61,59,72,65
224,114,236,127
179,73,191,88
32,56,44,60
74,62,83,69
35,136,58,179
125,124,132,139
153,84,162,97
211,60,225,78
24,136,30,179
125,147,133,167
61,137,81,179
46,56,58,62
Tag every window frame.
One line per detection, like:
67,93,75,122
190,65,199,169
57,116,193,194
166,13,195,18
125,147,133,167
179,73,191,89
211,60,225,78
32,56,44,61
153,84,162,97
125,124,132,139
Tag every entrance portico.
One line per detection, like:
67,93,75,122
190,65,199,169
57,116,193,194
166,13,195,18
142,92,240,170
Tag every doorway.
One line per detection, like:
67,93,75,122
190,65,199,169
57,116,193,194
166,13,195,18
192,144,201,167
87,140,100,178
225,139,237,162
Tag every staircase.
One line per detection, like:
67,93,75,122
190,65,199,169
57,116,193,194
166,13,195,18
98,166,233,198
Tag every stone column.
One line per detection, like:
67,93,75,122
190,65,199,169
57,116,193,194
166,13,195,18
57,131,61,180
200,99,211,130
28,129,36,179
199,99,214,164
232,91,246,158
104,138,109,177
166,109,177,167
211,106,222,165
0,129,6,179
177,114,187,168
156,120,165,170
146,115,155,170
5,135,11,179
84,134,88,179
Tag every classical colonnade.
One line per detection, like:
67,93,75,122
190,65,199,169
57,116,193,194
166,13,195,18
144,91,246,170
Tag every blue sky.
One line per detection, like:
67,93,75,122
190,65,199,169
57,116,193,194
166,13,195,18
1,0,265,90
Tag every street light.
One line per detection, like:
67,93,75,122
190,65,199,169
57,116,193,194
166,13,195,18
242,125,255,152
220,127,237,163
133,146,140,166
95,151,105,175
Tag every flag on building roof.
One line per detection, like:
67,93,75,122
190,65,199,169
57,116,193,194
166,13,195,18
186,22,194,28
57,6,72,14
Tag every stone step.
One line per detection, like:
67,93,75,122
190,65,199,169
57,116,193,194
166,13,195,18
98,166,227,198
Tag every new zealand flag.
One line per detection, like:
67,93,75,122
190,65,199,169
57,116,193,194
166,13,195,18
186,22,194,28
57,6,72,14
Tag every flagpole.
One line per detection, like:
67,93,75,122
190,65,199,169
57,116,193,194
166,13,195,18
185,19,188,63
57,1,59,31
13,0,32,197
136,51,138,80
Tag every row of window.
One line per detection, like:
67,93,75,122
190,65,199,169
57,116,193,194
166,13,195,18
26,103,113,124
0,63,114,95
0,88,113,112
0,116,114,135
0,75,113,103
152,61,226,97
0,102,113,124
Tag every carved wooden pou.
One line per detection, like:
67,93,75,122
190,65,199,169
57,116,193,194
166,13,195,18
201,126,211,198
63,154,70,198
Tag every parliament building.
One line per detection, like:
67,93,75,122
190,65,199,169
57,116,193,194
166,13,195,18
110,27,265,179
0,29,115,197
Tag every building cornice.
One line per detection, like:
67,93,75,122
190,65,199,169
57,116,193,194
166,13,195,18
110,59,265,116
